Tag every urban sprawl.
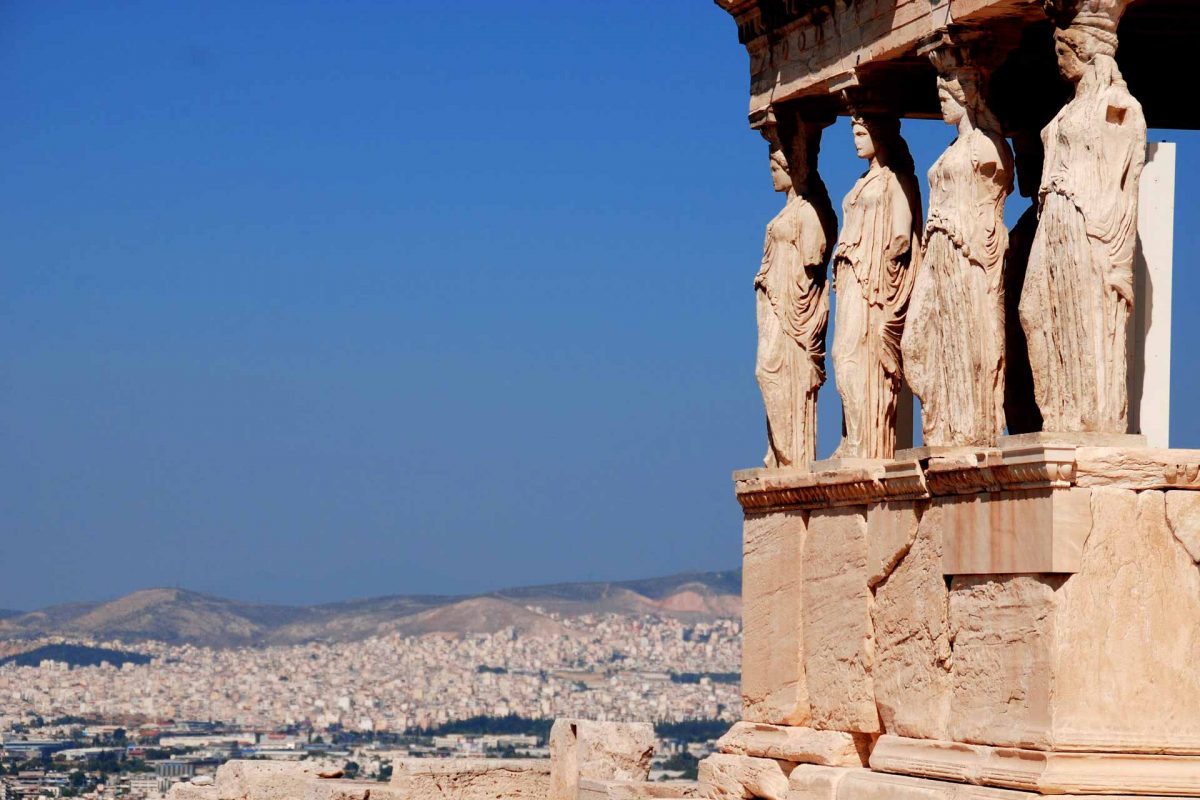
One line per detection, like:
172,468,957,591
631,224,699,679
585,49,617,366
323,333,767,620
0,613,740,800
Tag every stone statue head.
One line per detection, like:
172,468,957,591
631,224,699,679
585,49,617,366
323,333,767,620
849,114,914,177
1054,22,1126,89
762,111,818,196
928,46,1004,135
768,141,793,193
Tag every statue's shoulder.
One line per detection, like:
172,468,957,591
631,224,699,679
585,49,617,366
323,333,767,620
1101,84,1145,128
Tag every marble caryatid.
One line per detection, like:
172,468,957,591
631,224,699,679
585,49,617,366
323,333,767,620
831,114,921,460
1020,0,1146,433
754,111,837,468
902,47,1014,447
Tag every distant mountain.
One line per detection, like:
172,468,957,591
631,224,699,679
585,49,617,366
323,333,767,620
0,570,741,649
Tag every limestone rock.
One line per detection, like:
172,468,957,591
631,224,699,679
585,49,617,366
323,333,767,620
866,501,920,587
578,778,700,800
871,504,951,740
947,574,1063,748
697,754,793,800
716,721,869,767
391,759,550,800
802,508,877,733
305,780,405,800
1164,490,1200,562
787,765,852,800
168,784,218,800
216,760,321,800
549,719,655,800
741,512,809,725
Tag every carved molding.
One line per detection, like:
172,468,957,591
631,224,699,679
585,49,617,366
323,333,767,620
730,443,1200,512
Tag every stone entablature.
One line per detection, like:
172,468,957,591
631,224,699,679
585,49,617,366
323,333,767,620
735,442,1200,513
714,0,1197,130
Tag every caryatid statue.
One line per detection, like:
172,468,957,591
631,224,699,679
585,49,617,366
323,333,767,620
754,110,837,468
1020,0,1146,433
831,112,922,460
902,45,1014,447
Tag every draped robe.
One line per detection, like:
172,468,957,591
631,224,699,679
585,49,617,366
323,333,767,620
755,194,831,467
903,129,1013,446
1019,73,1145,432
832,166,921,460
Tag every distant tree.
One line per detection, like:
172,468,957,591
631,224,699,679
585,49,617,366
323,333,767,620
344,761,359,779
653,720,728,743
659,752,698,780
414,715,552,740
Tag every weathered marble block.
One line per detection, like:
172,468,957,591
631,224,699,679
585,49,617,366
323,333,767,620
741,511,809,725
716,721,870,767
549,719,655,800
802,507,877,734
731,443,1200,795
937,487,1091,574
871,504,950,740
948,488,1200,754
697,754,794,800
392,758,550,800
577,778,700,800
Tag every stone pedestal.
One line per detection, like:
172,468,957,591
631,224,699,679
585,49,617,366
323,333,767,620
724,443,1200,797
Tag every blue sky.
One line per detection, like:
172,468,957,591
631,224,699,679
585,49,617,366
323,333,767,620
2,1,1197,609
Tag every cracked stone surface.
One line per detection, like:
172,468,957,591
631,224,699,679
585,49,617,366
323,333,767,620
872,503,951,739
549,719,654,800
742,511,809,725
697,754,794,800
1165,490,1200,562
1051,489,1200,751
867,501,921,588
803,507,877,733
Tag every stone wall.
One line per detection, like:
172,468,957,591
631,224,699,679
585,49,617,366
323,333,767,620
719,443,1200,797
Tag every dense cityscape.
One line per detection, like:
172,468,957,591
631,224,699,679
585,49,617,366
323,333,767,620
0,613,740,800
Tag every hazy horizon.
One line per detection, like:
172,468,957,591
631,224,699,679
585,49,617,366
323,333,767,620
0,565,744,614
4,1,1198,610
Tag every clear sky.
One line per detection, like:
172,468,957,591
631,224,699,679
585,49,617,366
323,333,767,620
3,1,1197,610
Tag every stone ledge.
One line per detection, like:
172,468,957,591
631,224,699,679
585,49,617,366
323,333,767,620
392,758,550,800
869,735,1200,796
717,721,871,767
578,778,700,800
830,767,1192,800
734,445,1200,512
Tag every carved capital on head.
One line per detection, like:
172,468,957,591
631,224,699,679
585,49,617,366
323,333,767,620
921,28,1006,136
1044,0,1131,56
758,103,836,197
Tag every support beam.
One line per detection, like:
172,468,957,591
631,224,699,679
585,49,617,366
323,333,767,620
1128,142,1176,447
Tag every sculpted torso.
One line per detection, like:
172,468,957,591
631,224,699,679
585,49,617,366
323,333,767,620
830,117,920,460
902,71,1013,448
1018,28,1145,432
755,133,832,468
